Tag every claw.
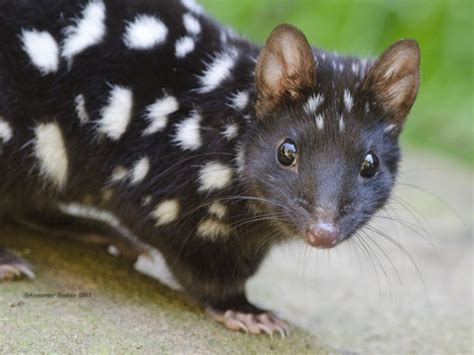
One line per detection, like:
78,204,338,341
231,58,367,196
206,306,289,337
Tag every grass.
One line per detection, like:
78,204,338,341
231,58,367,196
200,0,473,166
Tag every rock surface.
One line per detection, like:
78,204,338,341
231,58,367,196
1,150,472,354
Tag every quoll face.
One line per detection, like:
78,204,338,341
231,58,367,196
242,24,419,249
244,99,401,248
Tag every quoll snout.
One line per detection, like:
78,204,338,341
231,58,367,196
306,222,340,248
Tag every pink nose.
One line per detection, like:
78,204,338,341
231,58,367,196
306,223,339,248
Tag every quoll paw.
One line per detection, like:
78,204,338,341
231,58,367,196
206,307,290,338
0,248,35,281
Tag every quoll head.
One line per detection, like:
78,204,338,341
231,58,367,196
242,24,420,248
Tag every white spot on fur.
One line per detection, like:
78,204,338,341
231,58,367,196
97,86,133,140
111,166,128,182
152,199,180,226
339,63,344,72
228,91,249,111
315,114,324,130
74,94,89,124
365,102,371,113
343,89,353,112
175,36,195,58
21,29,59,75
107,245,120,257
181,0,204,14
235,145,245,173
143,95,179,135
173,110,202,150
208,202,227,219
123,15,168,50
339,115,345,132
197,219,231,241
183,13,201,35
61,0,106,62
222,123,238,140
34,122,68,189
0,118,13,144
384,124,396,133
304,94,324,114
130,156,150,184
351,62,359,74
142,195,152,206
198,161,233,192
198,49,238,93
58,202,139,242
134,248,182,290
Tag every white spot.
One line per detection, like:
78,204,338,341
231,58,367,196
304,94,324,114
97,86,133,140
321,53,326,60
208,202,227,219
20,29,59,75
175,36,195,58
173,110,202,150
220,32,228,44
0,118,13,144
228,91,249,111
365,102,371,113
198,161,233,192
183,13,201,35
384,124,397,133
111,166,128,182
143,95,179,135
222,123,238,140
141,195,152,206
181,0,204,14
34,122,68,189
339,63,344,72
152,199,180,226
134,248,182,290
197,219,231,241
58,202,139,243
61,0,106,62
235,145,245,174
123,15,168,50
107,245,120,257
343,89,353,112
198,49,238,93
315,114,324,130
339,115,345,132
130,156,150,184
331,60,337,71
351,62,359,74
74,94,89,124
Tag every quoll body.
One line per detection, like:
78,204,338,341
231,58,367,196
0,0,420,335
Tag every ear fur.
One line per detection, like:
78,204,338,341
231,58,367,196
362,39,420,126
255,24,316,118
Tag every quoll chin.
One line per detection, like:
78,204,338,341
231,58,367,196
0,0,419,336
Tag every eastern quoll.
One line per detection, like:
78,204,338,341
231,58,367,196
0,0,420,336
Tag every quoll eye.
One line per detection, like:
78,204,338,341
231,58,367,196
360,151,379,178
277,139,297,167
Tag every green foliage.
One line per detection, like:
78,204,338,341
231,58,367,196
201,0,473,165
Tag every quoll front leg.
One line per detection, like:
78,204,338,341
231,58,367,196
0,247,35,281
206,294,289,337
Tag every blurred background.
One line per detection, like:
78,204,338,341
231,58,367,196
202,0,473,166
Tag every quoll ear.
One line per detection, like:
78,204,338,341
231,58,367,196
362,39,420,128
255,24,316,118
